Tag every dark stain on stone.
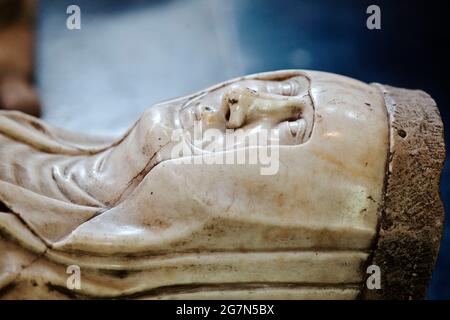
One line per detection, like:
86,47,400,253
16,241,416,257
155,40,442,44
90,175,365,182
397,129,407,138
0,282,17,298
0,200,11,213
46,282,79,299
99,269,132,279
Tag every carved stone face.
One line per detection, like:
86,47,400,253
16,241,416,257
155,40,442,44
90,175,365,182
0,70,392,299
177,74,314,149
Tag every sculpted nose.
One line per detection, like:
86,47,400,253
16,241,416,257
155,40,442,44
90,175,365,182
221,87,308,129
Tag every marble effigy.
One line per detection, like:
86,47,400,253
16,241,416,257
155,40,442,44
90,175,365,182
0,70,445,299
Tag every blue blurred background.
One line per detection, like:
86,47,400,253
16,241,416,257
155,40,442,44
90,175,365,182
36,0,449,298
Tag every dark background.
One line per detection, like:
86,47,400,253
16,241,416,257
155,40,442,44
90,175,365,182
231,0,450,299
37,0,450,298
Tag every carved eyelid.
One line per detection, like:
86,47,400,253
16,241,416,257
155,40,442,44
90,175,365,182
280,81,296,96
279,78,305,96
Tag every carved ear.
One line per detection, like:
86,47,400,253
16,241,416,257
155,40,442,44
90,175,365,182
0,180,100,244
